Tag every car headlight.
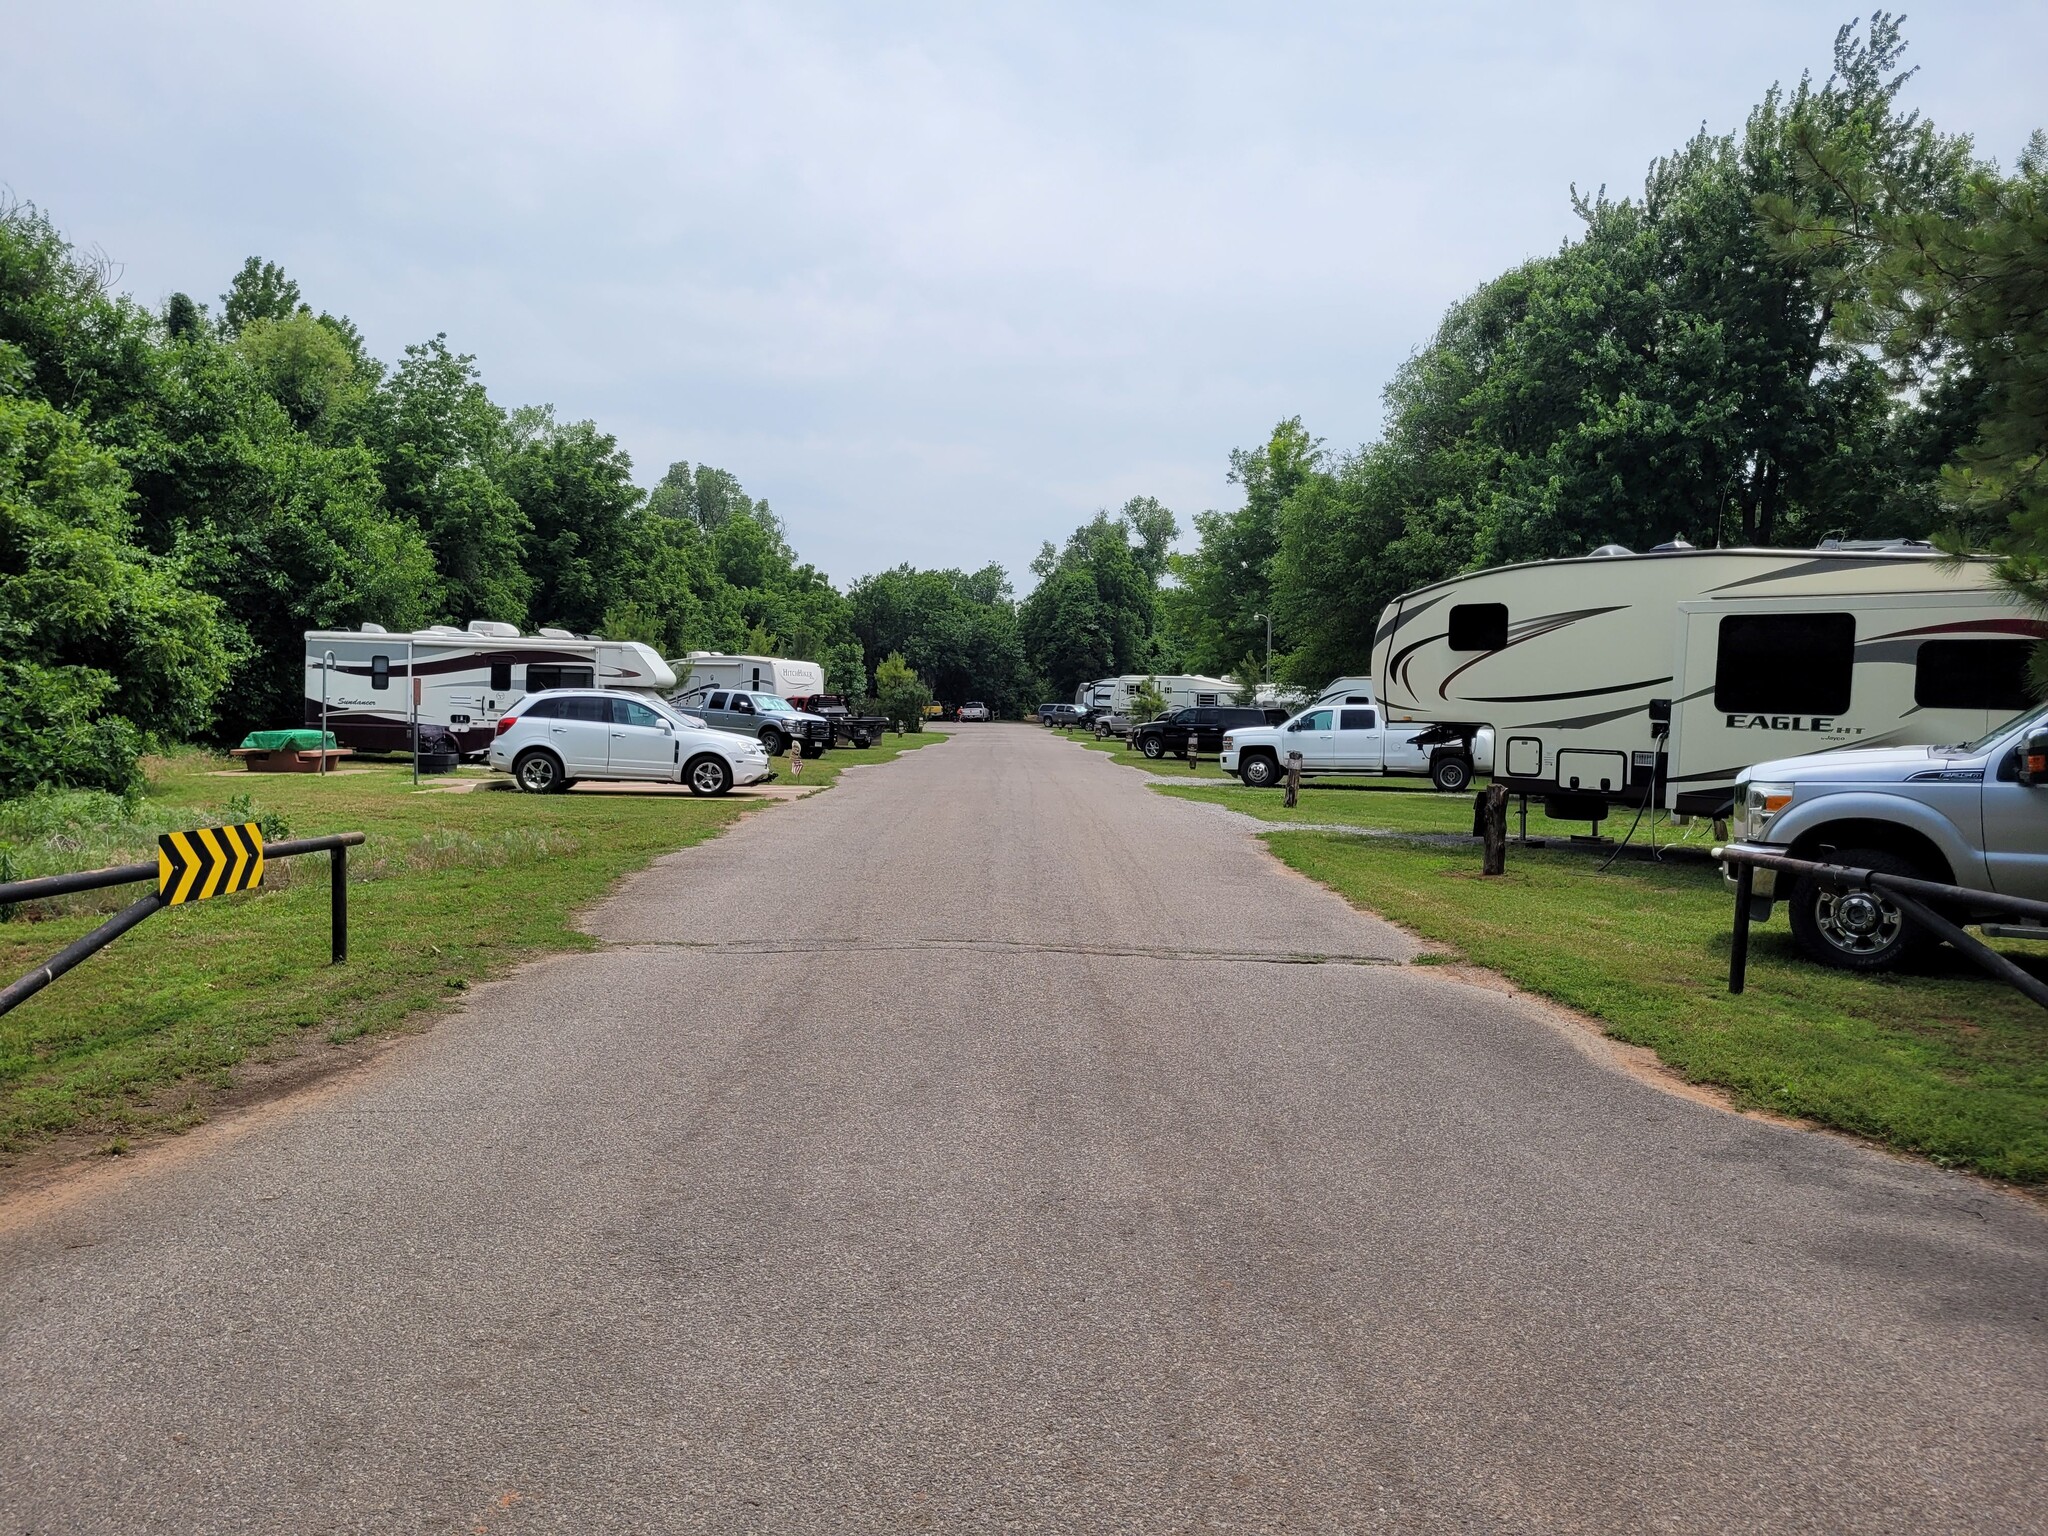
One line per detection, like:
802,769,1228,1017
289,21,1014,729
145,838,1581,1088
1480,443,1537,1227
1222,734,1235,749
1739,782,1796,841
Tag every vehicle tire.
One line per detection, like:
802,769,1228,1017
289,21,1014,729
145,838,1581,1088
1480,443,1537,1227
1240,753,1280,788
1788,846,1933,972
801,740,825,759
759,727,786,758
1430,754,1473,793
513,749,565,794
685,754,734,796
1141,735,1165,760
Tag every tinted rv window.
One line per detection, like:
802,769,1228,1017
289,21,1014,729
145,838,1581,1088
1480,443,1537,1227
1914,639,2034,710
1448,603,1508,651
528,664,595,692
1714,613,1855,715
370,655,390,691
489,662,512,692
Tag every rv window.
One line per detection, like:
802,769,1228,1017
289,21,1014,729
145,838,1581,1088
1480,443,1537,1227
370,655,390,691
1194,693,1219,707
1714,613,1856,715
1448,603,1509,651
1340,709,1377,730
489,662,512,692
527,664,595,692
1914,639,2033,710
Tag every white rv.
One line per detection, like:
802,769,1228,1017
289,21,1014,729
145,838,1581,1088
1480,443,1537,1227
1371,544,2040,819
668,652,824,699
1080,673,1243,713
302,623,677,756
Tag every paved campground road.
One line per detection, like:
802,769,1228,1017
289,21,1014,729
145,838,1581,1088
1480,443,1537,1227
4,724,2045,1532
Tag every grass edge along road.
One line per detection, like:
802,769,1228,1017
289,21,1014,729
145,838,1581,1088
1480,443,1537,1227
1056,729,2048,1185
0,734,944,1164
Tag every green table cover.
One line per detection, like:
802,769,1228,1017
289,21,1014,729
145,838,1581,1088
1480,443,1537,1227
238,729,339,751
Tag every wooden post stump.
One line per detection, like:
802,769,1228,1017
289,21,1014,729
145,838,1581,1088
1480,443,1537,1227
1482,782,1509,876
1285,751,1302,808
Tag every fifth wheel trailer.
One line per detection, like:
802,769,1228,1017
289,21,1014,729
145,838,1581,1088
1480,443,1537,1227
303,623,676,756
1370,544,2041,820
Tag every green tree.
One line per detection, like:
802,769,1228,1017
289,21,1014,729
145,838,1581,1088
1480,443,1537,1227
873,651,932,732
219,256,305,336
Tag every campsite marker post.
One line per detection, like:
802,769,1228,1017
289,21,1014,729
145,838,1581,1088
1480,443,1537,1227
320,649,335,777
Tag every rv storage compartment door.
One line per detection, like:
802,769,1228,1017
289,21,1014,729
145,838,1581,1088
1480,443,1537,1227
1505,736,1542,780
1555,749,1626,796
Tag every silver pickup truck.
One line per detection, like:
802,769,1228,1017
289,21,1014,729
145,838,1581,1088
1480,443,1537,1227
1723,702,2048,970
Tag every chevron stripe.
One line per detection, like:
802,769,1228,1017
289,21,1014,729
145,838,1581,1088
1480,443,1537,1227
157,822,268,904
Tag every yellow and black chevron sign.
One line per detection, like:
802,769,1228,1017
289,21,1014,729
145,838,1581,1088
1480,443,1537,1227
157,823,266,904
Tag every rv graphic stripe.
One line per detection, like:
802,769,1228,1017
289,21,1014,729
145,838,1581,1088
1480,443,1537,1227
1464,676,1670,705
156,822,266,905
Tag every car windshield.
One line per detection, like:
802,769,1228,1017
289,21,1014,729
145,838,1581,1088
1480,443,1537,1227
752,694,795,713
1961,701,2048,754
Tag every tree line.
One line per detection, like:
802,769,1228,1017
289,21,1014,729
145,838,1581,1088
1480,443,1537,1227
1,214,867,793
1167,17,2046,690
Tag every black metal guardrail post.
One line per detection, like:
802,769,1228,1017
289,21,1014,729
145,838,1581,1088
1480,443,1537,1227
0,831,367,1019
1718,844,2048,1010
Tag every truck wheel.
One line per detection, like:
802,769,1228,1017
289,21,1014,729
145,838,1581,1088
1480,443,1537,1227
513,749,565,794
1240,753,1280,788
685,754,734,796
1788,847,1931,972
1141,736,1165,759
759,727,786,758
1430,754,1473,793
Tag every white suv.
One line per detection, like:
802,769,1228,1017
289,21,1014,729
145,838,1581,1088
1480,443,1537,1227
487,689,773,796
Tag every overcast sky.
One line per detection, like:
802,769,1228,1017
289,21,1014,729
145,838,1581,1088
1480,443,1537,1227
6,2,2043,589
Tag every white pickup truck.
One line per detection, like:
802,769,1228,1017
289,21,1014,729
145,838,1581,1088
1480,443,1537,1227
1219,677,1496,792
1723,701,2048,970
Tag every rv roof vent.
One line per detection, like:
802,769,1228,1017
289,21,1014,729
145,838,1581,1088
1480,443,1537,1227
467,620,520,638
1589,543,1634,558
1649,538,1696,553
426,625,465,636
360,622,387,634
537,627,576,639
687,650,721,658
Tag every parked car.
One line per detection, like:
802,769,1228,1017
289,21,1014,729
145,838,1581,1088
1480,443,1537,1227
1038,703,1088,728
958,701,991,722
1720,703,2048,971
1221,704,1497,791
488,689,773,796
668,686,833,757
1129,706,1283,760
1092,712,1132,740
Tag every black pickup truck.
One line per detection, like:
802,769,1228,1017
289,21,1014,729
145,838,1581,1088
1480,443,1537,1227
788,694,890,749
1129,706,1284,760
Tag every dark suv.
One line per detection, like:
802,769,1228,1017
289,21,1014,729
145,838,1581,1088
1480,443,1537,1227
1130,706,1282,760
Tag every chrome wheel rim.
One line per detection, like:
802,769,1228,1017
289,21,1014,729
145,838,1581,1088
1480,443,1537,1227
1815,888,1902,957
691,760,727,793
518,756,555,791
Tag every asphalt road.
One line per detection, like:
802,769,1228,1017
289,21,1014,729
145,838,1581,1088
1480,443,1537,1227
4,724,2045,1533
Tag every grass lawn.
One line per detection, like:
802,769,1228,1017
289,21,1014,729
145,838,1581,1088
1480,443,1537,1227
0,732,942,1158
1264,832,2048,1183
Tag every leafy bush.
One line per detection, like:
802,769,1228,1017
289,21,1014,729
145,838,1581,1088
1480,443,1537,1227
0,660,147,796
873,651,932,733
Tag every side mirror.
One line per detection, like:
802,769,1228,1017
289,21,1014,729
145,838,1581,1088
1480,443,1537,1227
2020,731,2048,786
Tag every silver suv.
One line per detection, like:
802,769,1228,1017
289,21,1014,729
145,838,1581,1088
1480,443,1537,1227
1725,703,2048,969
668,687,832,757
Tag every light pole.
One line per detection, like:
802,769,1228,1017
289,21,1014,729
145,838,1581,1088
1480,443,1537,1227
320,649,336,777
1252,612,1272,688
